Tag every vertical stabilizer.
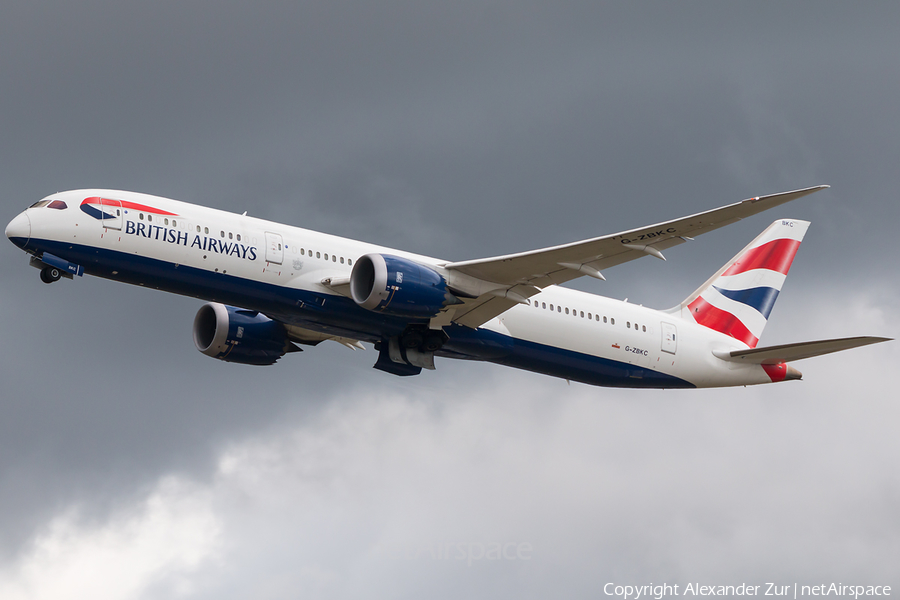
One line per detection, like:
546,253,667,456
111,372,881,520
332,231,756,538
676,219,809,348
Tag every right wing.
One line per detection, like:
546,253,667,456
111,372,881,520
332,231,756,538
445,186,829,328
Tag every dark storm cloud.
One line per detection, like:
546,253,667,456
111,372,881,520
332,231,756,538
6,2,898,253
1,1,899,597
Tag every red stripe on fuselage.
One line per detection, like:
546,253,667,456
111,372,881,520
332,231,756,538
722,238,800,277
81,197,178,216
687,296,759,348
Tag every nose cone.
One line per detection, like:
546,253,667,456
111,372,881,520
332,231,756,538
6,211,31,249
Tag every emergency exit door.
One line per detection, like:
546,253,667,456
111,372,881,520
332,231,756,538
661,322,677,355
264,232,283,264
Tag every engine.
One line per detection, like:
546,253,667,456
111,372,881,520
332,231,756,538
350,254,460,318
193,303,295,365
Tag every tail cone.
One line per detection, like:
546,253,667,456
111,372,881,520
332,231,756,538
762,362,802,382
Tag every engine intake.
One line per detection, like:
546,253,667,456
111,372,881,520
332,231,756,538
350,254,459,318
193,303,295,365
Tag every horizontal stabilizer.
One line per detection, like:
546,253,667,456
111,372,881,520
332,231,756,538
714,336,891,364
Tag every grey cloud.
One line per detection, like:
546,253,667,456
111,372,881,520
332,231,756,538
1,1,899,596
4,313,896,598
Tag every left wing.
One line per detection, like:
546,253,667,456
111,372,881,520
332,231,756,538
444,186,828,328
713,336,892,364
285,323,366,350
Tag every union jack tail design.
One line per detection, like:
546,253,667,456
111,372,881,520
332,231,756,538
677,219,809,348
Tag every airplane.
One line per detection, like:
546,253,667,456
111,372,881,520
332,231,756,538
5,185,890,389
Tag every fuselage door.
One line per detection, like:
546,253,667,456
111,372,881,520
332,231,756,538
661,322,677,355
100,198,123,230
265,231,284,264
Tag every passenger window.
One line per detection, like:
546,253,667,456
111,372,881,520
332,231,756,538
220,231,225,237
611,318,615,325
627,322,631,328
558,306,562,313
340,257,344,264
147,215,152,222
580,311,584,318
565,308,569,315
165,218,169,225
542,302,546,309
324,253,328,260
348,259,352,266
228,232,233,239
301,249,305,256
642,325,647,332
549,304,554,311
197,225,201,232
172,220,177,227
236,234,241,241
588,313,592,320
316,252,321,258
204,227,209,234
140,213,144,220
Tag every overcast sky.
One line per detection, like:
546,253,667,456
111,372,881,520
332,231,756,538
1,2,899,599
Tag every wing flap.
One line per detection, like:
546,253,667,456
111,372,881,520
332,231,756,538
453,296,520,328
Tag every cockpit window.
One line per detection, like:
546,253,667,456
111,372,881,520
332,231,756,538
47,200,68,210
29,200,51,209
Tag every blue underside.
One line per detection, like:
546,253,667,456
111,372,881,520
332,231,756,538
14,236,694,389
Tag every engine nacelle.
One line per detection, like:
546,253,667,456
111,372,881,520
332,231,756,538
193,303,294,365
350,254,459,318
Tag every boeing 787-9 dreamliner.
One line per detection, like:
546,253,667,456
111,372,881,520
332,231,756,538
6,185,889,388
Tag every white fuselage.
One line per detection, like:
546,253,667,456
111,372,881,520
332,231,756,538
7,189,778,388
